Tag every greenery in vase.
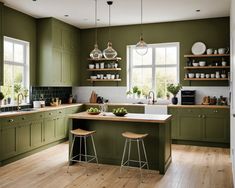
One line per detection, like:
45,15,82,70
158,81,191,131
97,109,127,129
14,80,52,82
167,83,182,97
22,88,29,98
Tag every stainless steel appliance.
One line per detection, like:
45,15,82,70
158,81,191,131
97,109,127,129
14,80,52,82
181,90,196,105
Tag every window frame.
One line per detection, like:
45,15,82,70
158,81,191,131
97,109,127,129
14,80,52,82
2,36,30,103
127,42,180,97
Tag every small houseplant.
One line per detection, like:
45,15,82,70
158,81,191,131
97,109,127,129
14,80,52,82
0,91,4,106
167,83,182,105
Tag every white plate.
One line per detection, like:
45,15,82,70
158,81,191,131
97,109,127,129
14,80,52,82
191,42,206,55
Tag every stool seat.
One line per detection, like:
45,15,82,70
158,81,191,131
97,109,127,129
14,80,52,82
122,132,148,139
71,128,96,136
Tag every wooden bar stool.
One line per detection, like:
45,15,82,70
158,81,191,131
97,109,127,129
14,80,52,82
120,131,149,180
67,128,98,172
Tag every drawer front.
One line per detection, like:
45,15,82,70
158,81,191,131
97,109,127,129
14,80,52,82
19,113,44,122
168,108,178,115
202,108,229,116
1,116,21,125
178,108,201,115
65,106,81,114
44,110,58,118
57,109,65,116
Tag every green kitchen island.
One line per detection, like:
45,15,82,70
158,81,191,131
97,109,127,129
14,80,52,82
68,112,172,174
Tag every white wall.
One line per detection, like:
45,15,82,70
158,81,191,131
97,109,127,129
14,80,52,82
230,0,235,183
73,86,229,104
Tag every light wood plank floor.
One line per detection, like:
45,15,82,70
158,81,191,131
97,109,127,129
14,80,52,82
0,143,233,188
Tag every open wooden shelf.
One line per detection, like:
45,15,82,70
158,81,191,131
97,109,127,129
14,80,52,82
184,54,230,58
87,68,121,71
87,57,122,61
184,78,229,81
184,66,230,69
87,79,121,82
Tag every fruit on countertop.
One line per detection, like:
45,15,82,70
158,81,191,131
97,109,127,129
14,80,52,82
87,107,100,115
112,107,128,116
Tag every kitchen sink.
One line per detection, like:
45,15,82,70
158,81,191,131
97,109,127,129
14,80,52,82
19,108,37,112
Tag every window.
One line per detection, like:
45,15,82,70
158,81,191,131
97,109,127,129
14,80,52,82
1,37,29,104
127,42,179,99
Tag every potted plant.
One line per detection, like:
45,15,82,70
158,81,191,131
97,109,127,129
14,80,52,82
0,91,4,106
167,83,182,105
23,88,29,103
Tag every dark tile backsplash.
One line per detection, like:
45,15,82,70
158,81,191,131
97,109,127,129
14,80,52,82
31,87,72,106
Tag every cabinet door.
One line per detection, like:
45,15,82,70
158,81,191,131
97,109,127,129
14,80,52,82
62,51,71,85
178,114,203,141
52,49,63,85
71,53,79,86
1,124,17,160
62,28,71,51
168,108,179,139
17,123,31,154
56,117,66,139
52,22,63,49
44,118,56,143
203,115,230,143
0,4,3,85
31,120,44,148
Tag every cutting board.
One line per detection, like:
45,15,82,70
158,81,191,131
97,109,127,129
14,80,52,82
89,91,97,103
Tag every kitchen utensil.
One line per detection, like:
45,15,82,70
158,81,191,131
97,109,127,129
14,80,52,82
211,74,215,78
200,73,205,78
199,61,206,66
196,73,200,78
205,74,210,78
192,62,199,67
89,91,97,103
89,64,94,69
218,48,226,54
188,73,195,78
221,74,226,78
206,48,213,55
191,42,206,55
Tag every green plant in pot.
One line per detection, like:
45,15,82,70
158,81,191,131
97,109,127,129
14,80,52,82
167,83,182,105
0,92,5,106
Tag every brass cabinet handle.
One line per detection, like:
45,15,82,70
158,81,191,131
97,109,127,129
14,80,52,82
214,110,218,113
22,117,25,120
198,115,201,118
202,115,206,118
59,111,62,113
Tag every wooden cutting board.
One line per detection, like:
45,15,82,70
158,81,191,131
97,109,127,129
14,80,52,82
89,91,97,103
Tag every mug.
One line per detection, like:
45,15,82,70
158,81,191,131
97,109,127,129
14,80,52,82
206,74,210,78
196,73,200,78
95,63,99,69
211,74,215,78
222,61,227,66
116,74,120,79
100,62,105,69
200,73,205,78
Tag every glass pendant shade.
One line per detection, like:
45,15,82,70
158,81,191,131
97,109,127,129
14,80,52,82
90,44,102,59
136,35,148,56
103,41,117,59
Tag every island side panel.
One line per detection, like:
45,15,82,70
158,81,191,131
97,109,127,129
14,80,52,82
71,119,164,171
159,121,172,174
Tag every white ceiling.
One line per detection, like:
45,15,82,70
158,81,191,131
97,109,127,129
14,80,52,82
1,0,231,29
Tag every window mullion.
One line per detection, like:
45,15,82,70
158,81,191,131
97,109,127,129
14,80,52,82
152,46,156,93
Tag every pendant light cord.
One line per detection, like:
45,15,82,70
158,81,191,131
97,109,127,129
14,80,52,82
140,0,143,37
95,0,98,45
108,2,111,42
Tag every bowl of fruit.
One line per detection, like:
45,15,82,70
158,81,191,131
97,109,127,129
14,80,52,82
87,107,100,115
112,107,128,117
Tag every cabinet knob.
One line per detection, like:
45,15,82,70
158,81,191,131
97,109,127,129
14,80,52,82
59,111,62,113
198,115,201,118
8,119,14,123
202,115,206,118
22,117,25,120
214,110,218,113
49,113,52,115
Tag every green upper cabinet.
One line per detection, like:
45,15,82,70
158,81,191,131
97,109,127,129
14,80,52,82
0,3,3,85
37,18,80,86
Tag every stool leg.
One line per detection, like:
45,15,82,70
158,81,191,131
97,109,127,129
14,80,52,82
91,135,99,164
120,139,128,174
84,136,87,162
67,135,76,173
79,136,82,162
141,139,149,169
127,139,132,166
137,139,143,181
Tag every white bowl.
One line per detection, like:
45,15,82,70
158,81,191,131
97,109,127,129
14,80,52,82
221,74,226,78
199,61,206,67
188,73,195,78
89,64,95,69
90,76,97,79
192,63,199,67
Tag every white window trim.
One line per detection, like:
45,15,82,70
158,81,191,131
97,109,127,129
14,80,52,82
127,42,180,95
2,36,30,103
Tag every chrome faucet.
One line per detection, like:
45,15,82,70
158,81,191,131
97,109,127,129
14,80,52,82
17,93,24,111
148,91,156,104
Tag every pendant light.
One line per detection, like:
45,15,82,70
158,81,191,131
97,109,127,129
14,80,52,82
90,0,102,59
135,0,148,56
103,1,117,59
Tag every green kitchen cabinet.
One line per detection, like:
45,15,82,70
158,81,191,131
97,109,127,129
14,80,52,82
0,118,18,160
37,18,80,86
168,107,230,146
31,120,44,148
43,117,57,143
17,122,31,154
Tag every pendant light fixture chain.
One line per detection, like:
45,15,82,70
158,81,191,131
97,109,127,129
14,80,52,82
95,0,98,44
140,0,143,36
107,1,113,42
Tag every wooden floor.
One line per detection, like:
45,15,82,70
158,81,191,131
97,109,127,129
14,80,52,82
0,143,233,188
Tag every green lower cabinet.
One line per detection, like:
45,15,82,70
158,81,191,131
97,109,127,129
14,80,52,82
168,107,230,146
17,123,31,154
31,120,44,148
55,116,66,139
1,123,17,160
43,117,57,143
203,114,229,143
